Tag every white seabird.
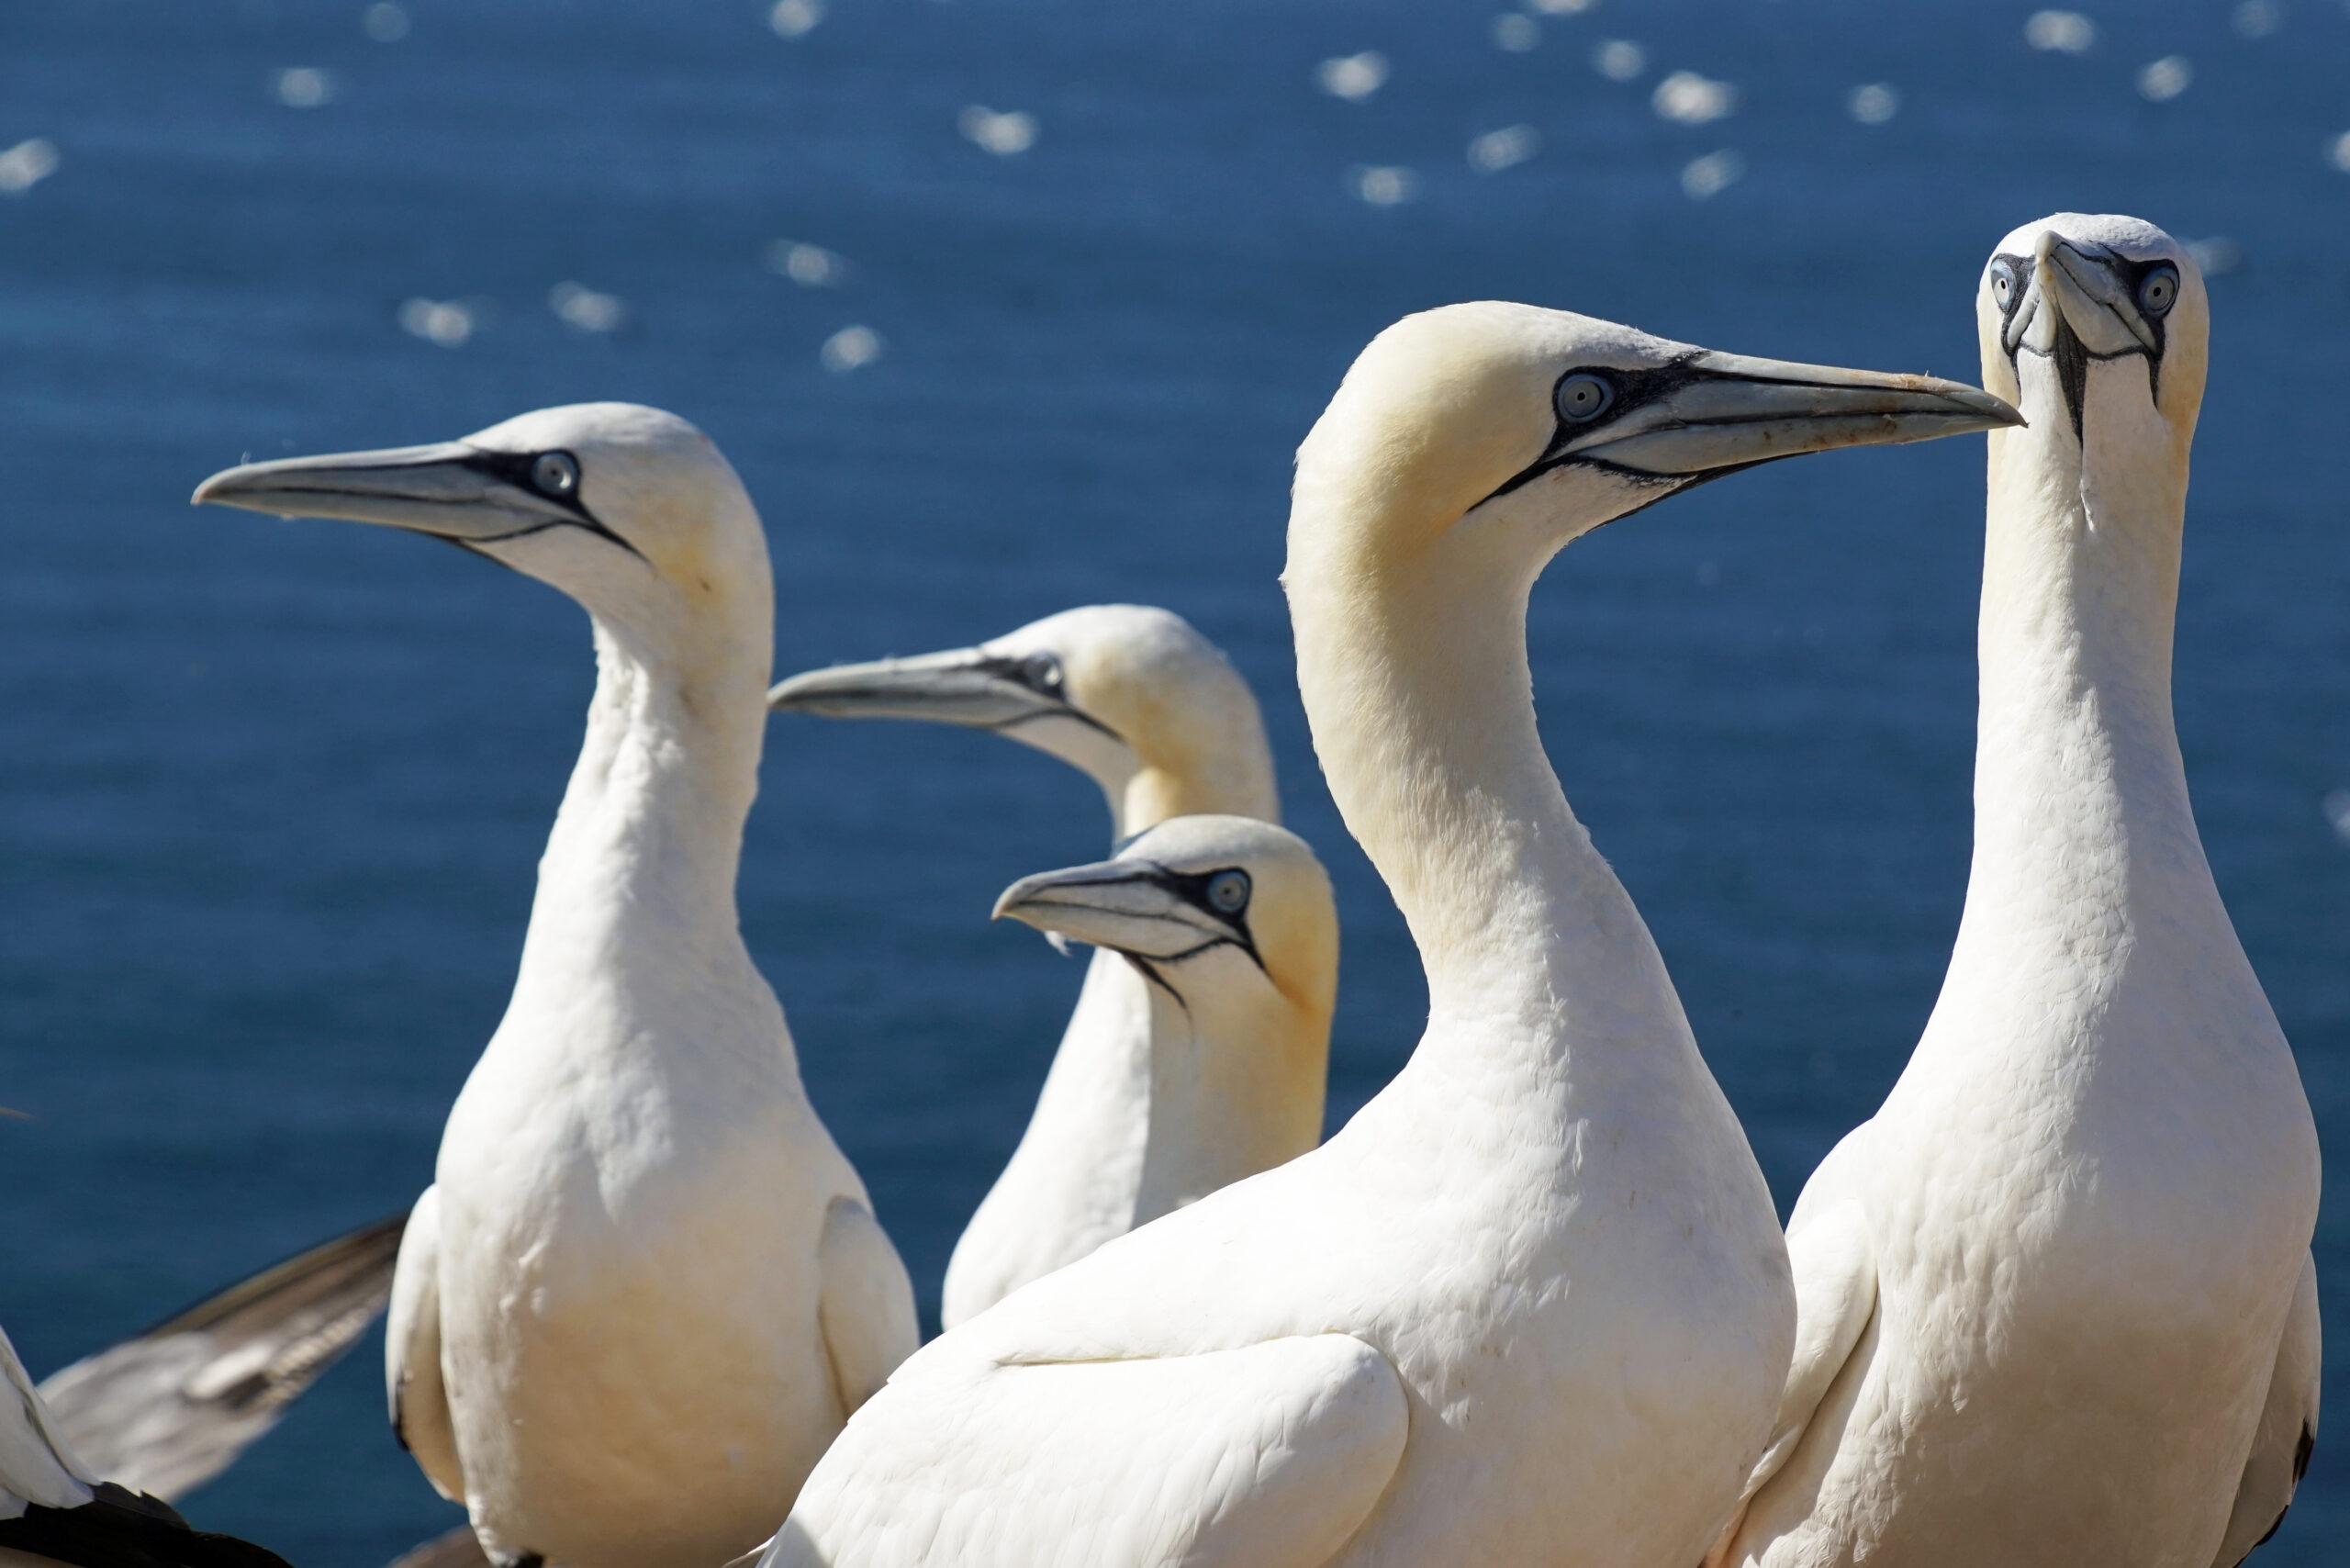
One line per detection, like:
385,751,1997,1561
1707,216,2322,1567
991,812,1335,1222
39,1212,407,1502
769,605,1299,1326
758,303,2016,1568
194,404,919,1568
2,1317,289,1568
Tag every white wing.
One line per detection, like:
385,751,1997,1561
386,1186,464,1503
1707,1137,1878,1568
1,1324,96,1519
36,1213,404,1502
815,1197,920,1420
769,1333,1407,1568
2210,1251,2321,1568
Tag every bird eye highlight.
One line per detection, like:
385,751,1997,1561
1023,653,1064,692
1205,870,1251,916
532,452,580,497
1554,373,1615,424
1988,260,2018,308
2136,264,2179,318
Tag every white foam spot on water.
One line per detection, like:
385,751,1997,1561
1680,149,1743,200
2323,790,2350,846
1592,39,1645,80
362,3,409,42
1653,70,1737,124
2023,11,2095,52
2184,237,2242,276
1468,125,1539,173
766,240,848,286
398,297,475,347
770,0,824,39
2328,130,2350,173
822,325,883,373
2232,0,2284,39
549,283,627,334
2137,56,2192,101
1847,84,1899,124
959,106,1037,155
1349,165,1418,206
0,139,61,196
1525,0,1594,13
275,67,337,107
1316,51,1388,101
1492,14,1539,51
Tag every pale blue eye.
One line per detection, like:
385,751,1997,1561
1555,373,1615,423
2137,265,2178,317
532,452,579,496
1206,870,1250,915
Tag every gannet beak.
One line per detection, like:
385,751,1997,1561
768,650,1120,741
2003,232,2162,360
993,860,1254,965
1562,357,2022,477
192,443,639,557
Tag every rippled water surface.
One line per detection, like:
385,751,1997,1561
2,1,2346,1562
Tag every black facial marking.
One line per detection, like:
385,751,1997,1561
967,654,1125,743
2053,312,2091,442
1123,861,1268,976
453,447,648,562
1477,353,1717,508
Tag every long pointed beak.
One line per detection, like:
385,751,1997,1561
1569,354,2020,476
2005,233,2159,360
192,444,581,544
993,861,1232,961
767,650,1119,745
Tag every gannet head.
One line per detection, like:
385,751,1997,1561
1291,300,2021,582
768,605,1279,833
991,813,1337,1019
193,403,771,671
1977,212,2205,464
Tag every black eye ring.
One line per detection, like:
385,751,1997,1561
1204,869,1250,915
1023,652,1064,691
2136,263,2179,318
532,451,580,497
1554,372,1615,424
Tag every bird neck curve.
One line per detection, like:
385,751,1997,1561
1287,495,1695,1088
510,610,778,1051
1120,744,1281,835
1130,953,1326,1224
1967,368,2205,945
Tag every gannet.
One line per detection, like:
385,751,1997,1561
1707,216,2322,1568
770,606,1294,1325
39,1212,407,1502
194,405,919,1568
991,812,1335,1223
759,303,2017,1568
1,1317,289,1568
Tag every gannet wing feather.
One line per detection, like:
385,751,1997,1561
34,1212,406,1504
3,1324,97,1518
815,1197,920,1420
386,1189,464,1503
2210,1253,2321,1568
772,1332,1407,1568
1707,1135,1878,1567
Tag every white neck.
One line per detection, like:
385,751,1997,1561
1287,496,1700,1095
1961,364,2213,978
1129,953,1326,1224
506,612,784,1070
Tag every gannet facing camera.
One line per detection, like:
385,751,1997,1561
0,1318,290,1568
1709,218,2320,1568
772,605,1293,1326
760,305,2017,1568
194,405,918,1568
993,814,1335,1223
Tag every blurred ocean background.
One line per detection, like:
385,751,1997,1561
1,0,2345,1561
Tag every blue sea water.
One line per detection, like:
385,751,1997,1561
1,0,2345,1561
